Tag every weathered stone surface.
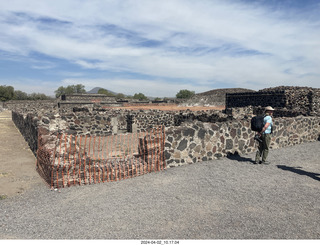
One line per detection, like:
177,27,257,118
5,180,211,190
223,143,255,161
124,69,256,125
226,139,233,150
197,128,206,139
230,128,237,138
42,117,50,124
183,128,195,137
189,143,197,149
177,139,188,151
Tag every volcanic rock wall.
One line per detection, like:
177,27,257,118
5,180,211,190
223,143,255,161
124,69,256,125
10,107,233,156
226,86,320,116
226,91,287,108
61,93,117,102
5,100,57,112
164,116,320,167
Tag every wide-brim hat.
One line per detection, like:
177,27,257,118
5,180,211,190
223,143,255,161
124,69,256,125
265,106,275,111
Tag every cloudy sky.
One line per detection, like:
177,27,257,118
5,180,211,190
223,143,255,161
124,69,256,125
0,0,319,97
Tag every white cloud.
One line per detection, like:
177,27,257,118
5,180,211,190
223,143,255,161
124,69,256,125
0,0,319,94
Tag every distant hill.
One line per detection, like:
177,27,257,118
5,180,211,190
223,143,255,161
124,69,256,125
87,87,117,95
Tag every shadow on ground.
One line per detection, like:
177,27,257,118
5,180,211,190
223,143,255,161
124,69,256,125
226,151,256,164
277,165,320,181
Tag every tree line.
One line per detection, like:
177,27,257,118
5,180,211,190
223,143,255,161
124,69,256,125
1,83,195,102
55,84,195,100
0,85,52,102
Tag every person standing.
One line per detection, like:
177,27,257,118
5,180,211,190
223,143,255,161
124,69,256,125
255,106,275,164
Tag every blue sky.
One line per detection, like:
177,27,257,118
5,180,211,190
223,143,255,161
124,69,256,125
0,0,319,97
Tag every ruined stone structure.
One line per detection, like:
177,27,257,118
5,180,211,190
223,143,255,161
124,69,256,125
3,86,320,187
4,100,57,112
59,93,121,109
184,88,254,106
226,86,320,116
61,94,116,102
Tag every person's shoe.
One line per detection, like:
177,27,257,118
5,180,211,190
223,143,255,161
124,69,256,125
261,161,270,165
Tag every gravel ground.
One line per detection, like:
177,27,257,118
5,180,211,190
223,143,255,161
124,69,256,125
0,141,319,239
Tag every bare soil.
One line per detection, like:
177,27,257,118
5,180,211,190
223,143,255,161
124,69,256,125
0,110,43,199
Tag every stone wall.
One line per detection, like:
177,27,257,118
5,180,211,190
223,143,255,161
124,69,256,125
4,100,57,112
164,116,320,167
311,89,320,115
226,91,287,108
39,109,230,136
59,109,129,135
11,111,40,154
225,105,314,118
226,86,320,116
58,101,123,109
10,108,233,155
61,93,116,102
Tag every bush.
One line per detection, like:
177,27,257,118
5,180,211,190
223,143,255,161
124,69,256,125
176,89,195,99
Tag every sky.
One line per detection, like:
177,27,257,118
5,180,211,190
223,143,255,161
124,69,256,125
0,0,319,97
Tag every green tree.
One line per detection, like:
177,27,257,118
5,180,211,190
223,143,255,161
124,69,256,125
54,86,66,98
116,93,126,99
55,84,86,98
98,88,115,96
13,90,29,100
0,85,15,101
74,84,86,93
133,93,148,101
176,89,195,99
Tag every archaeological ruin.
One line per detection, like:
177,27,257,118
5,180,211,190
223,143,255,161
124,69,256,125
3,86,320,188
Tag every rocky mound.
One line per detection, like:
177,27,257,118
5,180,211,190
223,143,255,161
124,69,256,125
183,88,255,106
258,86,315,92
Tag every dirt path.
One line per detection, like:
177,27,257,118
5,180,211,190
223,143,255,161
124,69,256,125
0,110,43,199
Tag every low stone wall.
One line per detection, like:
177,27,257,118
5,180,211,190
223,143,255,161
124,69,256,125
129,110,175,132
58,101,123,109
37,109,229,136
164,116,320,167
59,109,129,135
4,100,57,112
11,111,40,154
10,108,234,156
61,94,116,102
